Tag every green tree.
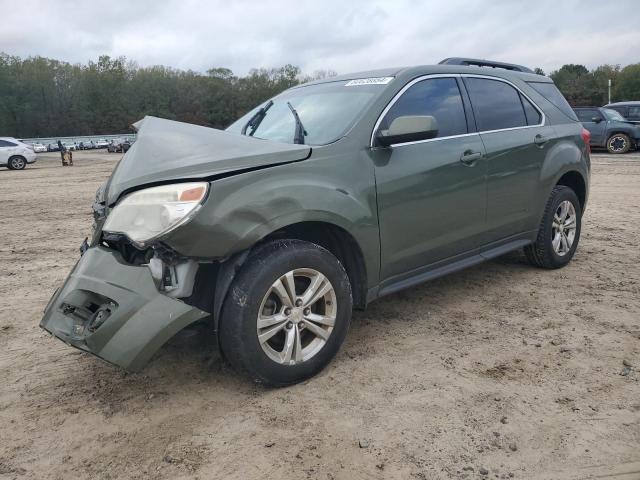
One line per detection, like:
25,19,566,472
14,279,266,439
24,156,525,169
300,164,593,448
613,63,640,102
591,64,620,105
550,64,599,106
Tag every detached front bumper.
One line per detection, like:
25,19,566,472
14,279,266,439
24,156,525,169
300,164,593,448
40,246,208,371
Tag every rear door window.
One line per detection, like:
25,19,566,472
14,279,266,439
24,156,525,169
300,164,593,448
464,78,527,131
521,95,542,125
608,106,628,117
379,77,468,139
0,140,17,147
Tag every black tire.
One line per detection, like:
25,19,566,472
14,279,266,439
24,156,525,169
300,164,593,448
8,156,26,170
606,133,631,154
219,239,352,386
525,186,582,269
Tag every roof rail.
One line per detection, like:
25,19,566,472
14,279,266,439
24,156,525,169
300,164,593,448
439,57,534,74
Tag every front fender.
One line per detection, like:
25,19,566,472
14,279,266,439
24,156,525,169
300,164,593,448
162,150,380,286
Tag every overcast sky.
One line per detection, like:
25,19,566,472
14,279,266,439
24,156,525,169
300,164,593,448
1,0,638,76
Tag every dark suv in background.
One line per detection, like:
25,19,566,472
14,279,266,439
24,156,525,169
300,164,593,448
605,101,640,125
42,58,591,386
574,106,640,153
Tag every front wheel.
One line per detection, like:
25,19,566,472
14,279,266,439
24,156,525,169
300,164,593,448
525,186,582,269
606,133,631,154
219,239,352,386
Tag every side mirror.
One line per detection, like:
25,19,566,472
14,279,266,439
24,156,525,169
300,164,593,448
376,115,439,147
591,116,603,123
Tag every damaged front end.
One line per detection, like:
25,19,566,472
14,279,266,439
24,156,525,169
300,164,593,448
40,245,209,371
41,182,213,371
40,115,312,371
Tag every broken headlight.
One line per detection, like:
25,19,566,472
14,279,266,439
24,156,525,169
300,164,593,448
103,182,209,246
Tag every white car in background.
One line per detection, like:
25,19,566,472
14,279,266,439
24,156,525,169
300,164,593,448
94,139,109,149
0,137,37,170
32,143,47,153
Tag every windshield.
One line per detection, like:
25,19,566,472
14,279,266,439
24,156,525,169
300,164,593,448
602,108,626,121
226,80,385,145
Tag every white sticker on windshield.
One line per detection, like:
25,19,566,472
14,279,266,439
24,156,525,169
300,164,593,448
345,77,394,86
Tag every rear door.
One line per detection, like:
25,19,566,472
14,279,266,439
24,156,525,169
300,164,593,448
576,108,606,145
463,76,555,243
0,140,17,164
608,105,628,119
628,105,640,124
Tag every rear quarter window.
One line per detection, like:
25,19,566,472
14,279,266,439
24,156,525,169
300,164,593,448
0,140,17,147
527,82,578,121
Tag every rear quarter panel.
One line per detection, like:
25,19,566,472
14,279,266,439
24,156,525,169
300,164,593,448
515,80,590,227
529,121,590,229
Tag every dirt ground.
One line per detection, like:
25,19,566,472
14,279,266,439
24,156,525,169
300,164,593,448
1,150,639,480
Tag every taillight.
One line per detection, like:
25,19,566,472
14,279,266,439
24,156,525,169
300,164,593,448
581,128,591,152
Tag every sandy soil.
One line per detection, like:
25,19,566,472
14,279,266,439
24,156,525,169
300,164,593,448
0,150,639,480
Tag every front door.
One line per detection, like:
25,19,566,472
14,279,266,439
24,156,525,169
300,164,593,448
371,76,487,281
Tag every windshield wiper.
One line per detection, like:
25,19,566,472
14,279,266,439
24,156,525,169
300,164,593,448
287,102,307,145
241,100,274,136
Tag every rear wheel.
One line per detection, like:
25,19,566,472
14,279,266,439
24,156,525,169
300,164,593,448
8,156,26,170
525,186,582,269
219,239,352,386
606,133,631,154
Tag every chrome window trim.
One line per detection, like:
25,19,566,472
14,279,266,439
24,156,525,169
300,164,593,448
370,73,546,148
375,131,480,148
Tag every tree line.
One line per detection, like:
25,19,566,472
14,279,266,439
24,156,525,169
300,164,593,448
0,53,336,138
542,63,640,107
1,52,639,139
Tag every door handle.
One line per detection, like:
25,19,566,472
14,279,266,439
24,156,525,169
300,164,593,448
534,134,549,146
460,150,482,166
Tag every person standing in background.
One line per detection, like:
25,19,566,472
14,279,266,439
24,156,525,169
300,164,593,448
57,140,67,166
57,140,73,166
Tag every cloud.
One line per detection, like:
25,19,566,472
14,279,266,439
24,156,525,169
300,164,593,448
1,0,637,75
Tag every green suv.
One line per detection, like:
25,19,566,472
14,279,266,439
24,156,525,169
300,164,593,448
41,58,590,386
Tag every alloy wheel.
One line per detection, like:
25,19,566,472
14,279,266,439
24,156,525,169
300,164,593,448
10,157,25,169
552,200,577,256
608,135,627,153
257,268,337,365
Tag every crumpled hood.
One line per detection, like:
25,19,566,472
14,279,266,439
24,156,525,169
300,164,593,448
106,116,311,204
